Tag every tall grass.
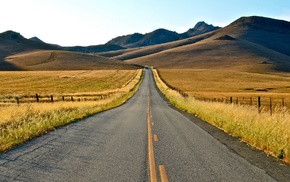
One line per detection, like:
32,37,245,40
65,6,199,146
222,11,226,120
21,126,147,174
153,69,290,163
0,69,143,152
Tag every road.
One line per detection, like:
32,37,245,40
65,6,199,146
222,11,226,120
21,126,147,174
0,69,288,181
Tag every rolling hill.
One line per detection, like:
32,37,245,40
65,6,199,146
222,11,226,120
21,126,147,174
125,16,290,73
4,50,139,70
0,31,62,70
0,30,59,59
0,31,139,70
100,31,215,61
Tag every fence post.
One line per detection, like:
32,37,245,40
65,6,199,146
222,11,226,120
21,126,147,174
258,96,261,113
36,94,39,102
50,95,54,102
62,96,65,101
71,96,74,102
270,97,272,116
16,97,20,105
230,97,233,104
236,97,239,104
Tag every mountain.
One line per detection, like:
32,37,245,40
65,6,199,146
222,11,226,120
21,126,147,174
124,16,290,73
182,21,220,37
29,36,45,43
64,44,125,53
105,33,144,48
136,28,182,47
0,31,138,71
0,30,62,70
221,16,290,57
107,29,182,48
107,22,220,48
0,31,59,55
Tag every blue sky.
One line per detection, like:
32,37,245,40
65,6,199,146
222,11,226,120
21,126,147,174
1,0,290,46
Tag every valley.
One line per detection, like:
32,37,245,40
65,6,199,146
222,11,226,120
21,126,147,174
0,14,290,181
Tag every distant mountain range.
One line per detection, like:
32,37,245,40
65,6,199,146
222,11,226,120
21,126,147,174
26,21,219,53
123,16,290,72
106,21,220,48
8,21,218,55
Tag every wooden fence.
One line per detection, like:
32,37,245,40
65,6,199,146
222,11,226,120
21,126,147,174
156,70,288,116
155,69,189,98
0,92,117,105
194,96,288,116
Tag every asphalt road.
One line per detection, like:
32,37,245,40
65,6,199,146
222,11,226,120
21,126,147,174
0,69,289,181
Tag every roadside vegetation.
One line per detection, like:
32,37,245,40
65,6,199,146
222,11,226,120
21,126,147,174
0,69,143,152
153,69,289,164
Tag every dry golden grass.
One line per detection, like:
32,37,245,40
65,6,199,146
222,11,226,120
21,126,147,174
4,50,138,71
158,69,290,109
0,70,137,96
127,37,290,72
153,69,290,163
0,69,143,152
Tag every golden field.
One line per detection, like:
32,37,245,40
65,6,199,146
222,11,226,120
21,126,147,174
158,69,290,110
154,69,290,163
0,69,143,152
0,70,137,95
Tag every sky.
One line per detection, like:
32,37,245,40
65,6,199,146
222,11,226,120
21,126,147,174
1,0,290,46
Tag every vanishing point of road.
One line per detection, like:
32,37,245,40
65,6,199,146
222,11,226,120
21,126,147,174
0,69,289,181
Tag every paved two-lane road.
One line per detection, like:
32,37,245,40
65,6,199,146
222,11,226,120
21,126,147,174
0,69,288,181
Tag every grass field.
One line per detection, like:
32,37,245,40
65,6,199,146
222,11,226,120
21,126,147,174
0,70,137,95
154,69,290,163
158,69,290,110
0,69,143,152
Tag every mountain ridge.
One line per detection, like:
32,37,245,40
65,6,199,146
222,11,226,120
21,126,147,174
107,21,220,48
125,16,290,73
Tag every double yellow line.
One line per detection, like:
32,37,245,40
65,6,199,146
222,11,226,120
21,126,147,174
147,90,169,182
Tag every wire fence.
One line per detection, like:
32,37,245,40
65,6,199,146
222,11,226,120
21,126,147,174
0,92,119,105
156,69,289,116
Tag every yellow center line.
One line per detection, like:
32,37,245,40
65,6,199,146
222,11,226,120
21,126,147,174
148,90,157,182
159,165,169,182
154,134,159,142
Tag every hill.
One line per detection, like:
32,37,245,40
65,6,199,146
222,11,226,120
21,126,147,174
106,21,220,48
125,16,290,73
4,50,139,71
0,31,138,70
99,32,215,60
64,44,125,53
0,30,59,58
107,29,182,48
0,31,62,70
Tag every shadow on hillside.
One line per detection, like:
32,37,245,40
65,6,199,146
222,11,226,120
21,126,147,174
275,64,290,73
0,58,23,71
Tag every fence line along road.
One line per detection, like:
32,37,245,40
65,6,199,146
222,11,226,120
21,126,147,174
156,69,289,116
